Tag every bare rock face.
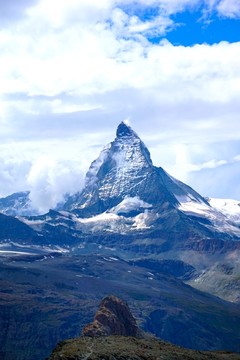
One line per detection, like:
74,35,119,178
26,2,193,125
82,295,143,338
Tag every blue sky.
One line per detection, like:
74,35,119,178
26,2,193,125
121,1,240,45
0,0,240,213
165,12,240,45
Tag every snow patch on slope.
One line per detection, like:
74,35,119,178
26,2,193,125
76,198,156,233
209,198,240,225
76,211,155,232
176,194,206,205
112,196,152,214
178,201,211,216
178,197,240,237
133,211,158,229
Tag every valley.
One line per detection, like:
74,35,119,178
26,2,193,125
0,122,240,360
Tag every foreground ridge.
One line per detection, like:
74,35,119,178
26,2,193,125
48,336,240,360
48,296,240,360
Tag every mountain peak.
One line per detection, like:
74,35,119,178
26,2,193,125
63,123,207,215
116,122,137,138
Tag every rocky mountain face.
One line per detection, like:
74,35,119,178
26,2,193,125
63,122,208,216
48,296,240,360
0,123,240,301
1,123,240,359
58,122,240,257
1,122,240,252
0,191,33,216
82,295,143,338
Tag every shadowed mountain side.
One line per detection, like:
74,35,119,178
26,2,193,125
1,254,240,359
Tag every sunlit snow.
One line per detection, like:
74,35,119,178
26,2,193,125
209,198,240,225
112,196,152,214
179,198,240,236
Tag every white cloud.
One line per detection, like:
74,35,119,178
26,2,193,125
27,155,84,213
26,0,114,28
0,160,31,198
1,1,240,100
123,118,131,126
217,0,240,18
111,7,174,38
0,0,240,208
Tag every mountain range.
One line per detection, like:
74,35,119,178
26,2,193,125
0,122,240,360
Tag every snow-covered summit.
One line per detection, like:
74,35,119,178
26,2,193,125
63,122,207,215
1,123,240,268
84,122,153,188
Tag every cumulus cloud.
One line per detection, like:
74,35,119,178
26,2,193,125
0,0,38,25
0,0,240,208
0,0,239,102
0,159,31,197
27,155,84,214
216,0,240,18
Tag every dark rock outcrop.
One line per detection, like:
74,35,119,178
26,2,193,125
82,295,143,338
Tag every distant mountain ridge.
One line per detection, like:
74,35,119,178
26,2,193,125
0,122,240,304
0,191,33,216
0,122,240,261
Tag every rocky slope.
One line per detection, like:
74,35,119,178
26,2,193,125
63,121,208,216
1,123,240,359
48,336,240,360
48,296,240,360
0,191,33,216
49,336,240,360
1,254,240,360
1,122,240,258
82,295,143,338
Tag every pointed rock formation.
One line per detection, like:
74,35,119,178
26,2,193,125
116,121,138,138
82,295,143,338
48,296,240,360
63,122,207,216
